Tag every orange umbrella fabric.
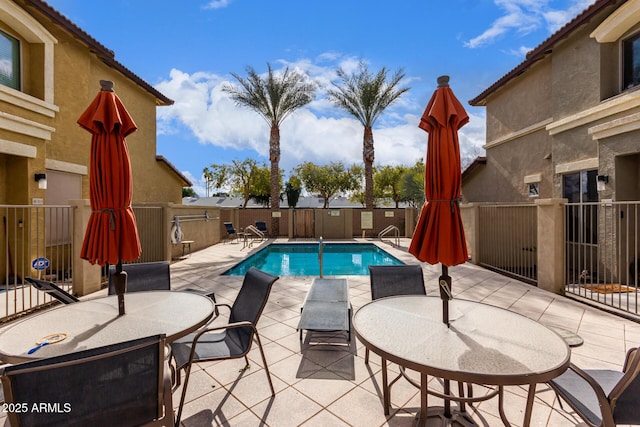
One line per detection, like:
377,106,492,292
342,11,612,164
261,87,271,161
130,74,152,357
79,82,141,266
409,76,468,267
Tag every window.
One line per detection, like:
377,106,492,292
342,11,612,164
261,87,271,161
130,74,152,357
0,30,20,90
623,32,640,90
528,183,539,197
563,170,598,244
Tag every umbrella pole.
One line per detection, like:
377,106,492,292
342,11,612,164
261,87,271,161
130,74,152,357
439,264,453,418
113,260,127,315
438,264,452,327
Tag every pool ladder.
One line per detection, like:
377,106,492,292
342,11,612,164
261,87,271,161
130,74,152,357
318,237,324,278
378,225,400,247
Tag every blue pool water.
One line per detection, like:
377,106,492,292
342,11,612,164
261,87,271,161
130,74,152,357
224,243,404,276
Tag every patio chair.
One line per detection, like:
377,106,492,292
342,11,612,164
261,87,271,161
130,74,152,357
24,277,79,304
366,265,426,363
256,221,268,235
0,334,172,427
171,267,279,426
224,222,238,242
367,265,474,414
549,346,640,427
108,261,171,295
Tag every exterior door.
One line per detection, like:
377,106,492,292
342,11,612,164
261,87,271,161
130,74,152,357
294,209,314,238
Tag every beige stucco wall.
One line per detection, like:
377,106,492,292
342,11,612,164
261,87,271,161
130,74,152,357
0,2,184,208
467,3,640,202
485,57,552,143
0,2,186,281
463,131,553,202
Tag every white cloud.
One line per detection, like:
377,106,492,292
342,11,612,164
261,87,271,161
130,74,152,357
155,57,485,180
465,0,596,48
202,0,232,10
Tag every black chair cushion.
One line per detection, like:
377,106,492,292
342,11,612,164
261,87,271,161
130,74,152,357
550,369,623,426
2,335,164,427
108,261,170,295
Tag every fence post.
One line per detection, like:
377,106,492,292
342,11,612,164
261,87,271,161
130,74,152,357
535,198,567,294
404,207,416,237
460,203,480,264
69,199,101,296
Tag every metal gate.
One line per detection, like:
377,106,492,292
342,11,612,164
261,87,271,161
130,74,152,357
565,201,640,316
1,205,74,322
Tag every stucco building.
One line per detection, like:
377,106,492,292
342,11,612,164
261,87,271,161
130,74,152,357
465,0,640,204
0,0,189,207
0,0,190,286
464,0,640,295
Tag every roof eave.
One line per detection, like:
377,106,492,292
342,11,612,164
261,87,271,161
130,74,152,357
22,0,174,106
469,0,621,107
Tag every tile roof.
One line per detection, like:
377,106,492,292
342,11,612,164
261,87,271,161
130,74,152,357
22,0,174,106
469,0,621,106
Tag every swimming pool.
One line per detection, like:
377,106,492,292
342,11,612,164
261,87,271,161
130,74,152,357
224,243,404,276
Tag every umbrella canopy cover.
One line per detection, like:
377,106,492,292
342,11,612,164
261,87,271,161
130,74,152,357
409,78,469,266
79,87,141,266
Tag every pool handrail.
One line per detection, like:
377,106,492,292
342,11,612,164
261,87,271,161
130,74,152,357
318,237,324,278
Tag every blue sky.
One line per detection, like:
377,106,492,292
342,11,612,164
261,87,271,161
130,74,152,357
47,0,595,196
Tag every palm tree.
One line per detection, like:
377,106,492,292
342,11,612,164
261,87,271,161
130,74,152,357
328,62,409,209
223,64,316,236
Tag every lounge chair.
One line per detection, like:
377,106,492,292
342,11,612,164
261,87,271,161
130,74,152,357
0,334,172,427
108,261,171,295
24,277,79,304
171,267,279,425
549,346,640,427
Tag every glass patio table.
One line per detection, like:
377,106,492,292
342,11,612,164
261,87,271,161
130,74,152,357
353,295,571,427
0,291,214,363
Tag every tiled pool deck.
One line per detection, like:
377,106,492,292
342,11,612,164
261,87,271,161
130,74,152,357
4,238,639,427
163,238,640,427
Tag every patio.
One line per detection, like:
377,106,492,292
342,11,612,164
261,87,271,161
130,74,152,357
4,238,640,426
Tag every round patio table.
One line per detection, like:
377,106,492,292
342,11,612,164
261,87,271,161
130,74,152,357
0,291,214,363
353,296,571,427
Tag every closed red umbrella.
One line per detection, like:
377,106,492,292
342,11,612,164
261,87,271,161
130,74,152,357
409,75,468,270
409,75,469,423
79,80,141,314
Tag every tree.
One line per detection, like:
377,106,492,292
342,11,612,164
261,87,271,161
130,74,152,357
228,159,259,208
249,164,279,207
285,175,302,208
182,187,197,198
223,64,316,236
399,159,425,207
202,164,229,197
374,165,408,208
295,161,363,209
327,61,409,210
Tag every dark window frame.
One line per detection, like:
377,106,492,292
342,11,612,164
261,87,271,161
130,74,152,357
623,31,640,90
0,29,20,90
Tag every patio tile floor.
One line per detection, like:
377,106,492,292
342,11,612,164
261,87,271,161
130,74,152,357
4,237,639,426
165,238,638,427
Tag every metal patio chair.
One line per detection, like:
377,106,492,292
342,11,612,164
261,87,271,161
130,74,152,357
366,265,426,363
367,264,473,415
549,346,640,427
108,261,171,294
255,220,268,235
0,334,172,427
25,277,79,305
171,267,279,426
224,222,238,242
